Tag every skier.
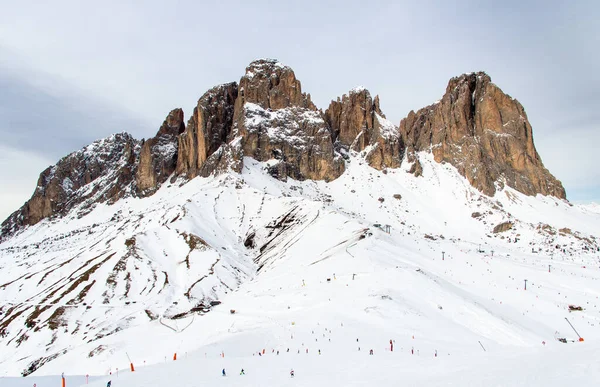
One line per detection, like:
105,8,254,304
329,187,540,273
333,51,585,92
290,369,295,378
318,349,321,355
435,350,438,357
240,369,245,375
369,349,374,355
222,368,226,376
107,381,112,387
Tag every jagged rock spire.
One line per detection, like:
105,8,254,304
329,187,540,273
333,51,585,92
325,88,402,170
136,108,185,196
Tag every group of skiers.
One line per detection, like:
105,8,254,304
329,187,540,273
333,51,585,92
221,368,293,377
213,330,440,381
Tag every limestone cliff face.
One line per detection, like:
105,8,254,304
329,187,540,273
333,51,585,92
399,72,566,198
136,108,185,196
325,88,402,170
176,83,238,179
231,59,344,181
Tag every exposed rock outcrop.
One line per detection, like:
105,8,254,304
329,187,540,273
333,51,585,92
399,72,565,198
235,102,344,181
198,140,243,177
325,88,402,170
233,58,315,117
136,108,185,196
325,87,377,148
231,59,344,181
176,83,238,179
493,221,514,233
1,133,140,238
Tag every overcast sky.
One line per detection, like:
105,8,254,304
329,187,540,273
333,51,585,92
0,0,598,221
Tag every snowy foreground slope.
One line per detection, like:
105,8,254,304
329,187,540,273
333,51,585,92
1,153,600,386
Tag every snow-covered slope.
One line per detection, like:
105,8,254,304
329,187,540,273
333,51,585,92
1,152,599,385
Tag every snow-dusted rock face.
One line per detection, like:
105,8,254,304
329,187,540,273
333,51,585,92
231,59,344,181
399,72,566,198
1,133,141,238
325,88,402,170
1,109,185,239
236,103,344,181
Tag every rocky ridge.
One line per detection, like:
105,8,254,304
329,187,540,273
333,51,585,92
1,62,566,239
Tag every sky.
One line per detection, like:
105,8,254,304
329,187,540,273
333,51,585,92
0,0,598,221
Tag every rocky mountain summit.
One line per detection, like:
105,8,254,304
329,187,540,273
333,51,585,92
400,72,565,198
1,60,566,238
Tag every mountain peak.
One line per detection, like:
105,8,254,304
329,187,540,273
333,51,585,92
244,58,290,79
235,58,314,112
400,71,565,198
445,71,492,97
